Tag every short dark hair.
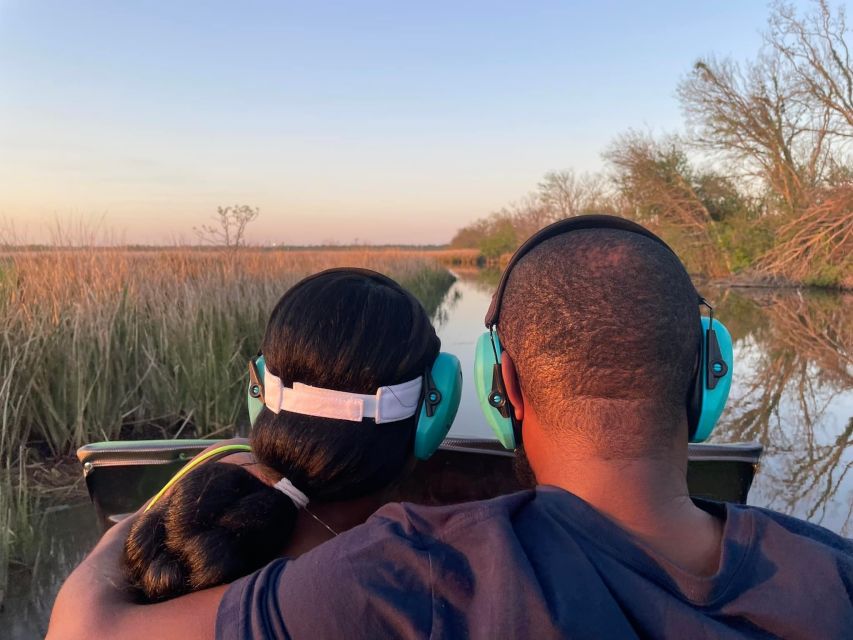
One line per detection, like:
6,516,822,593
499,228,700,457
124,269,440,602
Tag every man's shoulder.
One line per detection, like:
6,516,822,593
733,503,853,555
282,490,540,577
217,490,549,640
366,489,539,545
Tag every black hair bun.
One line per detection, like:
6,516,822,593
124,463,296,602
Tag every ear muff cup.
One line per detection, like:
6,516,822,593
247,355,266,428
688,316,734,443
474,332,516,450
246,353,462,460
414,352,463,460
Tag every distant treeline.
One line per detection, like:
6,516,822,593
451,0,852,289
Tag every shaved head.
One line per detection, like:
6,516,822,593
499,228,701,458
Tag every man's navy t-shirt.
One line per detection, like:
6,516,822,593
216,487,853,639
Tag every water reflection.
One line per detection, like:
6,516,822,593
431,288,462,330
0,504,99,639
437,275,852,535
711,287,852,534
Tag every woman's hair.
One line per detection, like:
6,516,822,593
124,269,440,602
252,268,439,500
125,463,294,601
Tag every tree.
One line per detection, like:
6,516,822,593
604,131,735,274
478,217,518,259
758,183,853,287
768,0,853,136
450,168,614,258
678,1,853,216
537,170,609,220
194,205,260,249
450,218,490,249
503,194,551,242
677,53,831,215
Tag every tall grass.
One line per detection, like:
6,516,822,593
0,455,42,608
0,248,455,599
0,248,455,457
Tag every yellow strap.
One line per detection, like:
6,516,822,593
143,443,253,513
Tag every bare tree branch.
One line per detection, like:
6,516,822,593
768,0,853,136
194,205,260,250
677,53,829,214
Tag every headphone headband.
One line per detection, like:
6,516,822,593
260,372,423,424
475,213,731,448
484,214,680,327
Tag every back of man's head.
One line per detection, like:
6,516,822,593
499,227,701,459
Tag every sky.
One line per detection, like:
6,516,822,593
0,1,812,245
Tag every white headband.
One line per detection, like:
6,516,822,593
273,476,309,508
262,372,423,424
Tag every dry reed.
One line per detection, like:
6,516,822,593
0,248,454,458
0,248,454,599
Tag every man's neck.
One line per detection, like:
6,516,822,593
534,452,724,577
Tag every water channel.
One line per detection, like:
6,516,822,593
3,271,851,638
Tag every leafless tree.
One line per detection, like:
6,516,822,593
194,205,260,249
678,1,853,216
768,0,853,136
451,171,612,253
503,194,551,241
536,170,609,220
677,52,833,214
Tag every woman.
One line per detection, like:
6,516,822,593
124,268,457,602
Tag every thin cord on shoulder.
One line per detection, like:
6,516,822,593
304,508,340,537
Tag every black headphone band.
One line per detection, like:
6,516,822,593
483,214,710,442
483,214,691,327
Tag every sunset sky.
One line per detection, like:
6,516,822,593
0,1,806,245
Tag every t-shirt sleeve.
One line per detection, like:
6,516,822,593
215,515,434,640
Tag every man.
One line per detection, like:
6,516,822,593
50,225,852,639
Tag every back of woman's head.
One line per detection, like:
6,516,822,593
252,268,441,501
124,269,441,602
124,462,294,602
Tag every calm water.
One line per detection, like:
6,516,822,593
4,271,851,638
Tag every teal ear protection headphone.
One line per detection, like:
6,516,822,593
246,268,463,460
473,215,733,450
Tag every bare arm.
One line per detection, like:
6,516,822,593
48,477,233,639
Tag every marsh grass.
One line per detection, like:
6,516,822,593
0,248,455,594
0,455,42,608
0,248,454,456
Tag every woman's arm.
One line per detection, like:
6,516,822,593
48,488,229,639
